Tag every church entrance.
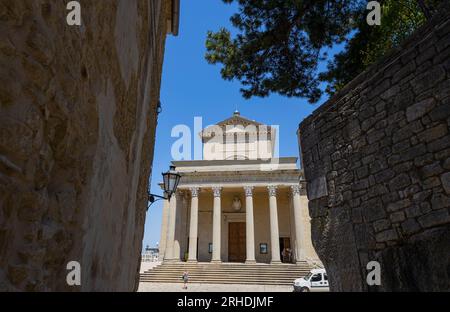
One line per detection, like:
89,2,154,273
228,222,246,262
280,237,292,263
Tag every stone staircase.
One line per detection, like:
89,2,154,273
140,261,312,285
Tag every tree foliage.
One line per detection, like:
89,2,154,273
205,0,443,103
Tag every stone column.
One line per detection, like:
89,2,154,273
244,186,256,263
268,185,281,264
164,193,179,261
158,198,170,261
211,186,222,263
291,185,305,262
187,187,200,262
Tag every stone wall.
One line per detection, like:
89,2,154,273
0,0,176,291
298,9,450,291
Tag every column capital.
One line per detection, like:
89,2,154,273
212,186,222,197
291,185,301,195
267,185,277,197
190,187,200,197
244,186,254,197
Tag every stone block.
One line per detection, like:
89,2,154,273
401,144,427,162
390,211,406,223
308,176,328,200
389,173,411,191
387,198,411,212
400,218,422,235
420,202,432,214
370,159,388,174
362,198,386,222
435,148,450,160
444,158,450,170
431,193,450,210
368,184,388,198
414,153,434,167
427,136,450,153
356,166,369,179
388,155,402,166
413,66,446,95
393,121,424,143
367,130,385,145
400,47,418,65
352,178,369,191
354,223,376,249
417,209,450,228
405,205,422,218
373,218,391,232
429,103,450,122
435,19,450,39
7,265,28,287
422,176,441,189
352,207,363,223
417,46,437,65
406,98,436,122
413,190,432,202
418,124,448,143
343,119,361,140
375,169,396,183
441,172,450,194
350,197,361,208
369,79,391,99
393,161,413,174
392,139,410,154
436,34,450,52
375,229,398,242
393,62,416,84
334,159,348,170
421,162,444,178
399,184,420,199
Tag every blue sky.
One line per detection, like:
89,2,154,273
142,0,343,248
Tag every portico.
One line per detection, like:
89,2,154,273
158,112,319,265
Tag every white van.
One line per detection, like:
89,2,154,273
293,268,329,292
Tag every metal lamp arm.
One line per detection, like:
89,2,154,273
147,192,167,210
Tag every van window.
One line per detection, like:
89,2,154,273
324,273,328,281
311,274,321,282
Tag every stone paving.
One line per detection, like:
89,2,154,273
138,282,292,292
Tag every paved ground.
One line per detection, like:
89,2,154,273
138,282,292,292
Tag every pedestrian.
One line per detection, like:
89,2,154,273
286,248,292,263
282,248,287,263
182,271,189,289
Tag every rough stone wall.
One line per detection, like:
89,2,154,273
298,10,450,291
0,0,173,291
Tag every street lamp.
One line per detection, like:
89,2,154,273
147,165,181,210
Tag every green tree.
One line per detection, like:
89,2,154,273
206,0,443,103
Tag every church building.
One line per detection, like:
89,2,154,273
158,111,319,264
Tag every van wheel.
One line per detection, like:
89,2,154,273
300,287,310,292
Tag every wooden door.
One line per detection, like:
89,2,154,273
228,222,246,262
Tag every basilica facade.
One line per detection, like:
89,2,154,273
158,112,319,264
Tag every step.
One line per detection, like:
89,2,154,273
139,261,314,285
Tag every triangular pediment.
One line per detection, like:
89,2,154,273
216,115,263,128
201,112,271,136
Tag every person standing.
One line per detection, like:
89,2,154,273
182,271,189,289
